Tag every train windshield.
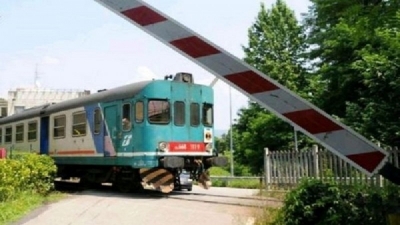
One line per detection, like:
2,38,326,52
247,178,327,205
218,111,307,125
202,103,213,127
148,100,170,124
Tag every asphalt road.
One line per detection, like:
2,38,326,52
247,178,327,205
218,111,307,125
14,186,277,225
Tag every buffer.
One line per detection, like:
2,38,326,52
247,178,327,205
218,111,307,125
93,0,400,184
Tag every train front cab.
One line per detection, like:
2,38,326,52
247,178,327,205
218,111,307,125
132,74,227,190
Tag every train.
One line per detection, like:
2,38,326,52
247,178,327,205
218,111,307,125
0,72,227,193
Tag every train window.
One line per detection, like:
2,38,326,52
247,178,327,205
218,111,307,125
174,101,185,126
5,126,12,143
122,104,131,131
202,103,213,127
16,124,24,142
72,112,86,137
0,128,2,144
190,103,200,126
94,108,102,134
148,100,170,124
135,101,144,123
53,115,66,139
28,121,37,141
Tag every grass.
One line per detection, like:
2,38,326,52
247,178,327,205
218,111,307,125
252,207,282,225
259,190,288,200
211,178,263,189
0,191,66,225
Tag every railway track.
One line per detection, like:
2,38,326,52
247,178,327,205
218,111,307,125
54,180,282,208
149,192,282,208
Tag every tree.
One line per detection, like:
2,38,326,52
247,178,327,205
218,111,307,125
234,0,314,174
304,0,400,145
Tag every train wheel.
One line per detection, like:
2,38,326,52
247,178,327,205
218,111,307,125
139,168,174,193
79,176,97,189
115,179,133,193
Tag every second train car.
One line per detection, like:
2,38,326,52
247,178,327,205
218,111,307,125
0,72,227,193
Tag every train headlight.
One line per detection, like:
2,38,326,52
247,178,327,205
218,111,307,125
158,142,168,151
206,143,213,152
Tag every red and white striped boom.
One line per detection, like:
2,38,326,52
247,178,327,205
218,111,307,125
94,0,392,177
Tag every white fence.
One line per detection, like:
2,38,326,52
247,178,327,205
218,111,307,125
264,145,400,190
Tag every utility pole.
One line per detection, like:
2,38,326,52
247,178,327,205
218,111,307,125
34,63,40,89
229,86,234,177
294,126,298,151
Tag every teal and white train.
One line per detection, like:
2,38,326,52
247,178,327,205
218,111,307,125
0,73,227,193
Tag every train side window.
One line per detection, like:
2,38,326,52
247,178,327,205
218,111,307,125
94,108,102,134
0,127,2,144
135,101,144,123
122,104,131,131
5,126,12,143
174,101,185,126
148,100,170,124
53,115,66,139
28,121,38,142
15,123,24,142
190,103,200,126
72,111,86,137
202,103,213,127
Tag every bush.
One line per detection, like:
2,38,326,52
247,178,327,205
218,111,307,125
274,179,400,225
16,153,57,194
0,154,56,202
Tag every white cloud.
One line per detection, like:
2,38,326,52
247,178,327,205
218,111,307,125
136,66,158,80
41,56,60,65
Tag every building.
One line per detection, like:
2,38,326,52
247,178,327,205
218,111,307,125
7,87,91,115
0,98,7,118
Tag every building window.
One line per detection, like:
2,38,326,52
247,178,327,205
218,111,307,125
148,100,170,124
0,128,2,144
190,103,200,126
5,126,12,143
94,108,102,134
16,124,24,142
28,121,37,141
72,111,86,137
122,104,131,131
174,101,185,126
202,103,213,127
135,101,144,123
53,115,66,139
0,108,6,118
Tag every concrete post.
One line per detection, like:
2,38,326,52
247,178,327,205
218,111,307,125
264,148,271,191
312,145,319,178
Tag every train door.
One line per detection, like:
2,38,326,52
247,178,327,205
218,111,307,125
121,102,133,150
103,104,119,157
40,116,49,155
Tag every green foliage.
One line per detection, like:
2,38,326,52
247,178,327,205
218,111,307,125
274,179,400,225
233,102,313,174
17,153,57,194
208,167,231,176
234,0,318,174
0,154,56,202
0,191,65,225
304,0,400,146
211,178,262,189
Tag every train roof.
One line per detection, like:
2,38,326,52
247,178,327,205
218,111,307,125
0,80,152,125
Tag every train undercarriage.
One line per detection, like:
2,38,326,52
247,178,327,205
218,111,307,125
56,155,227,193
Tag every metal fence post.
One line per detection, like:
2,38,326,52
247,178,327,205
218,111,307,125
265,148,271,191
312,145,319,178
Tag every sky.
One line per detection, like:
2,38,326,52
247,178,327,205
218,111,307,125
0,0,311,131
